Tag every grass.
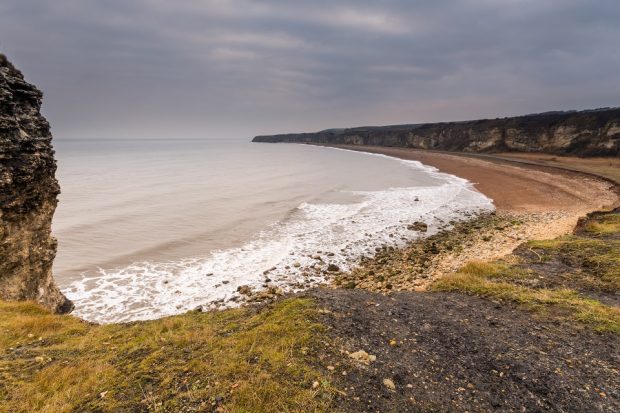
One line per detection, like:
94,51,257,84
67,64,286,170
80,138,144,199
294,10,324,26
433,208,620,330
0,298,333,413
584,213,620,236
528,237,620,291
433,262,620,333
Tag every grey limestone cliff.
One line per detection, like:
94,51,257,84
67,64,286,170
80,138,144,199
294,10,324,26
253,109,620,157
0,54,73,313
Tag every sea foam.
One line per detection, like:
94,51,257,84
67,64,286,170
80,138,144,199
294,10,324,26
65,150,494,323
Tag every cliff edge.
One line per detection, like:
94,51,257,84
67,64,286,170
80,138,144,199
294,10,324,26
253,108,620,156
0,54,73,313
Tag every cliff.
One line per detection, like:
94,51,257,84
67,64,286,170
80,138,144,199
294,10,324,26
0,54,73,313
253,108,620,156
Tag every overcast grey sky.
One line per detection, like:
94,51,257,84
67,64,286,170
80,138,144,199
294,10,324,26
1,0,619,140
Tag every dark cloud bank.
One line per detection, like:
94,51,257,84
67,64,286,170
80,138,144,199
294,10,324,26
1,0,619,140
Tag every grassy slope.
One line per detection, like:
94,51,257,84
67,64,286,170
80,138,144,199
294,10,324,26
0,299,334,413
1,211,618,412
433,211,620,333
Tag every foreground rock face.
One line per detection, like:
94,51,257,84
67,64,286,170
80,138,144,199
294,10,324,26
0,54,73,313
253,108,620,156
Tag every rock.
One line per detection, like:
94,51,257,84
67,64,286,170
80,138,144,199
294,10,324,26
383,378,396,390
349,350,376,364
293,262,301,268
312,381,320,389
236,285,253,296
408,222,428,232
327,264,340,272
0,54,73,313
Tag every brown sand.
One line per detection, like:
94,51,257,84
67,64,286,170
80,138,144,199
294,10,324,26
323,144,619,281
493,152,620,184
329,144,618,213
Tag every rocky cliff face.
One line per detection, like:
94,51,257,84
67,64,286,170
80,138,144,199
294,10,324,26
253,109,620,157
0,54,73,313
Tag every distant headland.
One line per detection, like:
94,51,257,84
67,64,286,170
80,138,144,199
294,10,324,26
253,107,620,157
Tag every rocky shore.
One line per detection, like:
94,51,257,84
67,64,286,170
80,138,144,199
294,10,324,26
2,207,618,412
1,54,619,412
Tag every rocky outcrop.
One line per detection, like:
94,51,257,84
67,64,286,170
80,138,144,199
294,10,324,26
253,108,620,156
0,54,73,313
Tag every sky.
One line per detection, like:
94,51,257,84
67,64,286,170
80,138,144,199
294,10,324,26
1,0,619,140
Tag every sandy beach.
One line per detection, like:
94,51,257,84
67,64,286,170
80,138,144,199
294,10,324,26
328,144,619,213
324,144,620,290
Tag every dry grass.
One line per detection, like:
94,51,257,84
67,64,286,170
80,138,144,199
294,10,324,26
584,213,620,235
528,237,620,291
433,262,620,333
0,298,334,413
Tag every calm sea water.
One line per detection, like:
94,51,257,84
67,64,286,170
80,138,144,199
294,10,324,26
52,140,493,322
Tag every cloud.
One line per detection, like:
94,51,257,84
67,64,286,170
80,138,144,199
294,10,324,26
0,0,618,139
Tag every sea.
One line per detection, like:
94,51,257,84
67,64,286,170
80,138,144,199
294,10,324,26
52,139,494,323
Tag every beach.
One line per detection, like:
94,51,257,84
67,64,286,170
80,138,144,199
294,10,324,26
320,144,619,291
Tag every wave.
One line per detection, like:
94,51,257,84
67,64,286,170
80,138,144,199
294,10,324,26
64,151,494,323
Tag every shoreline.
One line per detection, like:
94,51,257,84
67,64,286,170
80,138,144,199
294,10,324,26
3,144,619,412
316,144,619,291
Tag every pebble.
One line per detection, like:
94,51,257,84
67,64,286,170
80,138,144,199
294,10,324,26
383,378,396,390
349,350,376,364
